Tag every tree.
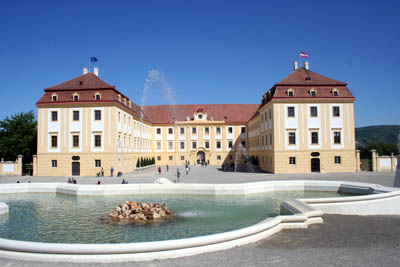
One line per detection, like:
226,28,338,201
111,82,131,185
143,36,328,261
0,111,37,162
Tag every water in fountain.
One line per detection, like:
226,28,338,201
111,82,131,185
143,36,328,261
140,69,176,121
394,133,400,187
137,70,176,167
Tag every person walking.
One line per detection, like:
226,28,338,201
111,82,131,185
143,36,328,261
101,167,104,177
166,164,169,172
186,166,189,175
110,166,114,177
177,168,181,183
158,166,161,174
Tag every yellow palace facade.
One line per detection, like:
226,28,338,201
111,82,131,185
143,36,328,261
34,63,357,176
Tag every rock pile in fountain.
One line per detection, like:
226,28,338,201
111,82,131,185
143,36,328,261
109,201,173,222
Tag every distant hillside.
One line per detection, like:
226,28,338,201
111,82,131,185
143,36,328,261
356,125,400,147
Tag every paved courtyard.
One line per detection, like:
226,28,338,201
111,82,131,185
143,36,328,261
0,165,396,187
0,168,398,266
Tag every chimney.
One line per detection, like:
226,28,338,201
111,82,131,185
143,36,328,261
304,61,309,70
83,67,88,74
93,67,99,76
293,61,299,70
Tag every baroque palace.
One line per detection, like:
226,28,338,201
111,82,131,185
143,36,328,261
34,62,357,176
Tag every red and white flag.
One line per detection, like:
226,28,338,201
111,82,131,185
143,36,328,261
300,52,309,58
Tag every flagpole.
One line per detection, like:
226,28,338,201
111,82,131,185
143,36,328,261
299,53,302,69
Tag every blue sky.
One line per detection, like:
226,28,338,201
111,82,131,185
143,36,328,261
0,0,399,127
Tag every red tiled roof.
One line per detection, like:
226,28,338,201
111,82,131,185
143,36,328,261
45,73,115,91
143,104,259,124
276,68,347,86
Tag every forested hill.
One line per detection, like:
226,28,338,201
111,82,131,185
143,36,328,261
355,125,400,147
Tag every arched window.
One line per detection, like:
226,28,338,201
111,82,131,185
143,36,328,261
94,92,101,100
332,89,339,96
51,93,58,102
72,93,79,101
309,89,316,97
287,89,294,97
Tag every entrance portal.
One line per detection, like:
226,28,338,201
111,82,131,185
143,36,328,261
311,158,320,172
197,151,205,164
72,162,80,176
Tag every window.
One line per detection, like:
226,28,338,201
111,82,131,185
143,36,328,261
270,134,272,145
51,111,58,122
94,135,101,147
192,127,197,135
168,141,173,150
229,155,233,160
168,128,173,134
73,94,79,101
333,106,340,117
334,131,341,144
228,127,233,134
287,107,295,117
228,141,233,148
335,156,341,164
198,114,203,119
241,127,246,133
288,132,296,145
95,160,101,167
94,110,101,121
333,89,339,96
180,127,185,134
287,90,294,96
181,156,185,161
310,90,316,97
51,160,57,168
157,156,161,161
51,95,57,102
205,141,210,149
216,141,221,149
205,127,209,135
310,107,318,117
51,136,57,148
73,111,79,121
72,135,79,147
311,132,319,144
157,141,161,150
241,141,246,147
95,93,101,100
169,156,173,161
289,157,296,165
192,141,197,149
217,155,221,160
216,127,221,134
180,141,185,149
269,109,272,120
156,128,161,135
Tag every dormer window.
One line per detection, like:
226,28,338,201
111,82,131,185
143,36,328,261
198,114,203,119
332,89,339,96
51,94,58,102
287,89,294,97
118,94,121,102
73,93,79,101
95,93,101,100
310,89,316,97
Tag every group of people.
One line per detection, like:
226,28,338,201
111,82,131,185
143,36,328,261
96,179,127,185
67,177,77,184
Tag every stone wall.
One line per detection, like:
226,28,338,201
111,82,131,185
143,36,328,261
371,150,397,172
0,155,22,176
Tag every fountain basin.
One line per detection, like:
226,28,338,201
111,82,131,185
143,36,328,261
0,180,399,262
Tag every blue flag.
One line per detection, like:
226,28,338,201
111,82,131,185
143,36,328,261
90,57,98,62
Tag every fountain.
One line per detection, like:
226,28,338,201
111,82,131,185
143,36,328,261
394,133,400,187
